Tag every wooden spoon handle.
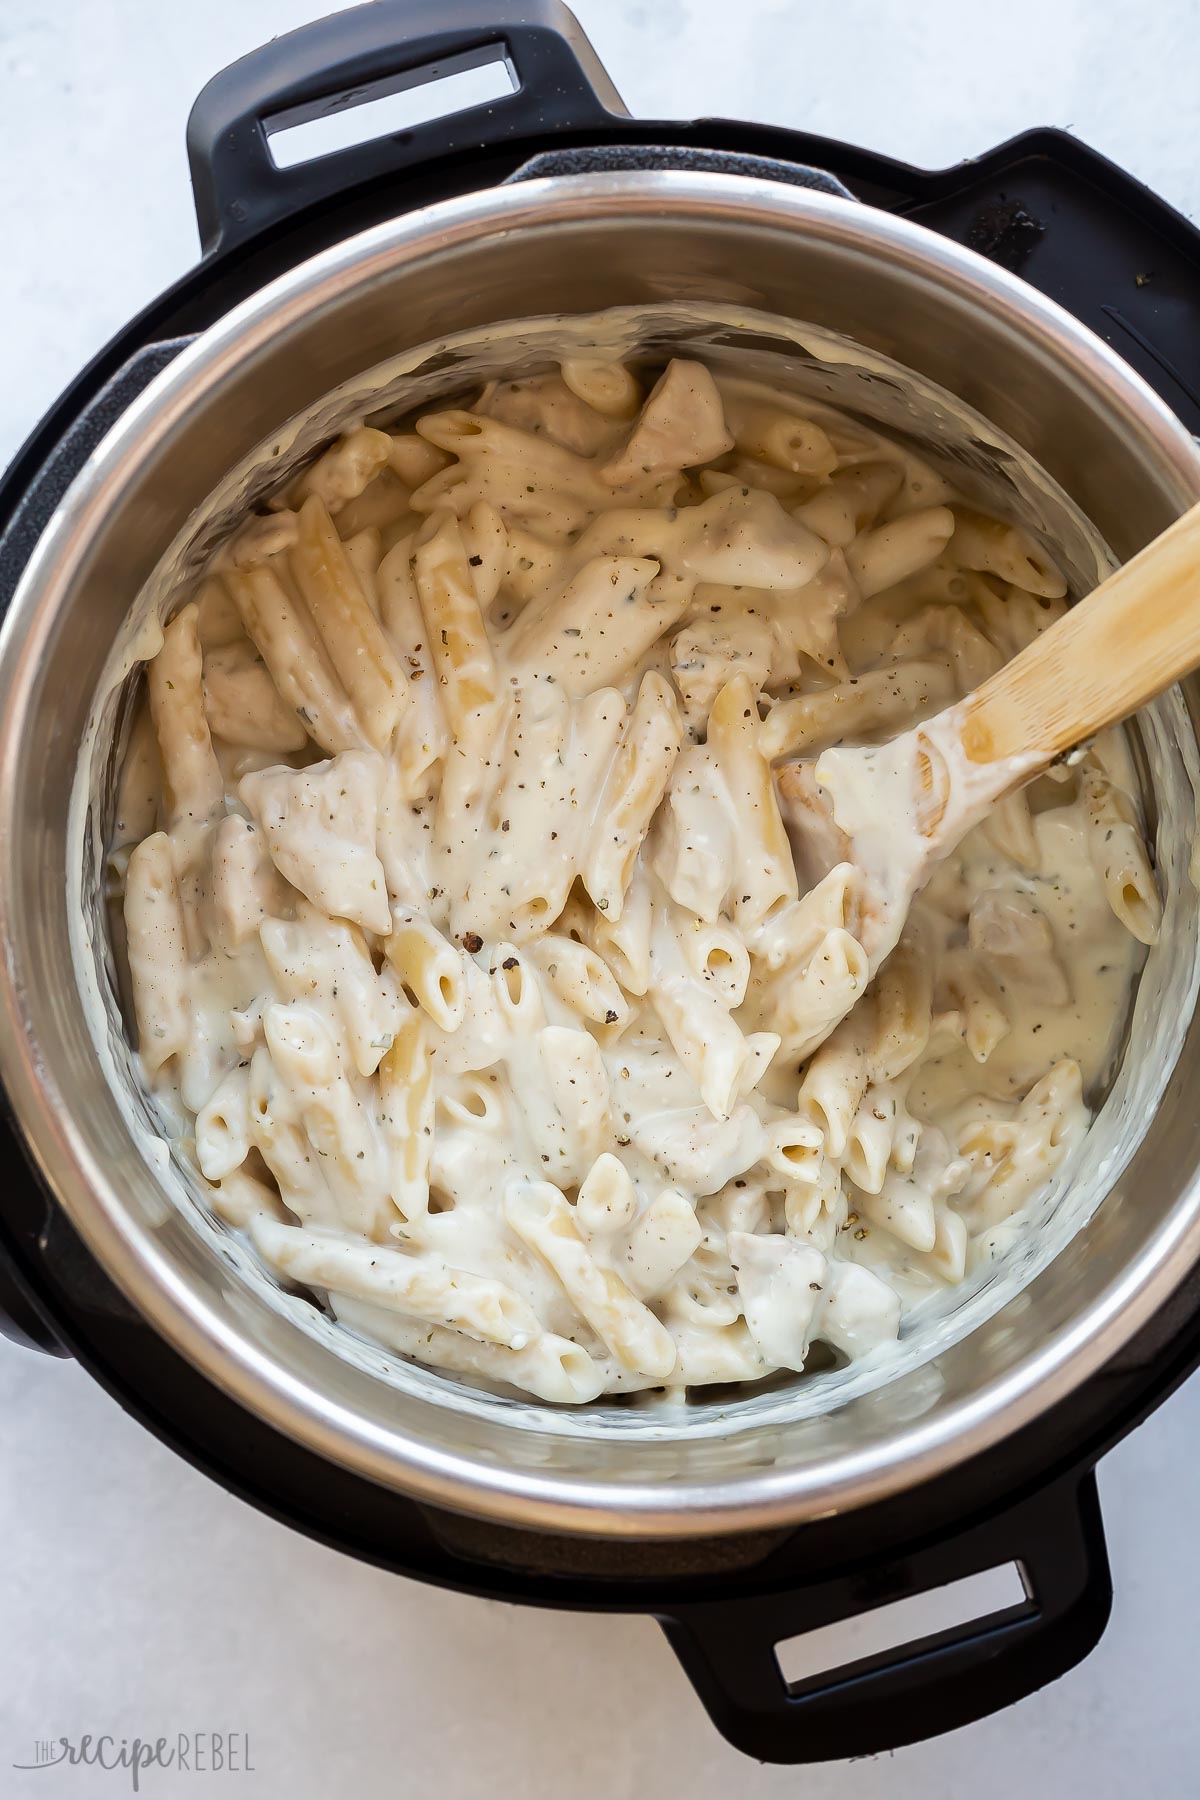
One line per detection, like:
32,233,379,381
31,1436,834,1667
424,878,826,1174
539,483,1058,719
957,497,1200,766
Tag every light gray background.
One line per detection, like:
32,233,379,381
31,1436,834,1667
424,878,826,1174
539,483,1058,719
3,1,1200,1793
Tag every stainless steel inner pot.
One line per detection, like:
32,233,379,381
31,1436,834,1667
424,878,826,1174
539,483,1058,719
2,170,1199,1538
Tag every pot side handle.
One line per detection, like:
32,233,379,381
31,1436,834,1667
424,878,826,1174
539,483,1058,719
658,1470,1111,1763
186,0,628,258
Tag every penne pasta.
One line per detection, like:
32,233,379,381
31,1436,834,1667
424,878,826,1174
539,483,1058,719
760,659,955,761
845,505,956,598
119,357,1147,1406
575,1153,639,1236
794,459,904,547
253,1213,540,1348
378,1008,434,1223
343,527,383,619
707,672,798,926
289,493,409,750
648,892,780,1121
413,507,499,731
334,1297,605,1404
1080,763,1162,945
949,506,1067,599
384,907,468,1030
147,603,224,837
124,832,190,1074
581,670,682,917
621,1189,703,1299
560,357,642,420
225,561,365,754
505,1180,678,1378
504,555,669,695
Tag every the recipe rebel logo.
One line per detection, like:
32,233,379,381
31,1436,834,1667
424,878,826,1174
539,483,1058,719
13,1732,255,1790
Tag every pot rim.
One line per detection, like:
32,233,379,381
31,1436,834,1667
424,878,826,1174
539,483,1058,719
2,167,1199,1538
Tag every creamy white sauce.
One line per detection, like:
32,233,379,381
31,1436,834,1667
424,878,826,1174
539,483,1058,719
101,353,1160,1406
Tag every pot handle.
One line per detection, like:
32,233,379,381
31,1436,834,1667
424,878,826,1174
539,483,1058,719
658,1470,1110,1763
186,0,628,258
504,142,856,202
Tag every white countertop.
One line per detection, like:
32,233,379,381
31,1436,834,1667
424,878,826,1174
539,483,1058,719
2,1,1199,1792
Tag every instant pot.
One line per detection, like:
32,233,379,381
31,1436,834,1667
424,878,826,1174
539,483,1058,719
3,0,1200,1764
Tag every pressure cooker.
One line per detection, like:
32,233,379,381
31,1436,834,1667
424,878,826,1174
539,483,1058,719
2,0,1200,1763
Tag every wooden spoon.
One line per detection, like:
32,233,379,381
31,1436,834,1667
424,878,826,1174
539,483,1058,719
777,496,1200,993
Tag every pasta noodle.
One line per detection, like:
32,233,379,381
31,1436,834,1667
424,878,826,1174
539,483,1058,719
1080,760,1162,945
115,358,1149,1403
